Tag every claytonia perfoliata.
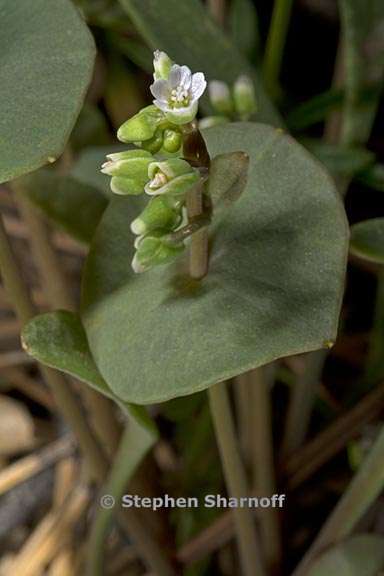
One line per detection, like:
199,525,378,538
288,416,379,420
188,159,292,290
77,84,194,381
130,195,183,236
208,80,234,116
205,75,257,123
150,63,207,125
132,231,185,274
145,159,200,197
233,75,257,119
102,50,211,274
117,105,166,144
101,150,154,196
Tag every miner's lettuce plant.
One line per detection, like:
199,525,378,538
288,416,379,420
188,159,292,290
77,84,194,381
2,0,384,575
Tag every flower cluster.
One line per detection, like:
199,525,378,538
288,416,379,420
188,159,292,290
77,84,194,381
199,75,257,129
102,51,207,273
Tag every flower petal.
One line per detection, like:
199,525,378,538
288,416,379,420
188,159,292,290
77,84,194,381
169,64,191,89
164,101,199,125
179,65,192,90
153,99,170,112
150,79,169,101
191,72,207,100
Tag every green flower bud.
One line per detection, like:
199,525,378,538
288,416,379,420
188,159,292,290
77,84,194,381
117,105,166,143
132,231,185,273
233,75,257,119
145,159,200,197
208,80,234,116
101,150,154,196
153,50,173,80
140,128,164,154
130,196,183,236
110,176,144,196
199,116,230,130
162,129,182,153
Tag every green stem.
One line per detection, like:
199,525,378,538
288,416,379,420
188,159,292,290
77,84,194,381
282,350,327,457
364,270,384,385
208,0,226,27
208,382,267,576
263,0,294,99
187,181,265,574
0,212,107,482
293,424,384,576
250,368,282,571
186,181,209,280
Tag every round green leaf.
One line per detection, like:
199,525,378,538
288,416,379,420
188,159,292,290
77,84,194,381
307,535,384,576
0,0,95,184
350,218,384,265
81,123,348,404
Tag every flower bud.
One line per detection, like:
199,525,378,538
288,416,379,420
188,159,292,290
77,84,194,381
101,150,154,196
162,129,182,153
233,75,257,119
153,50,173,80
145,159,200,197
140,128,164,154
199,116,229,130
130,196,183,236
208,80,233,116
131,231,185,273
117,105,166,143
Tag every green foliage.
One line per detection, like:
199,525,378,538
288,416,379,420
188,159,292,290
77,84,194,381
350,218,384,265
229,0,261,62
19,170,108,244
286,89,344,131
208,151,250,209
81,122,348,404
301,140,375,177
340,0,384,146
306,535,384,576
71,104,110,152
0,0,95,184
358,164,384,192
21,310,157,436
118,0,281,125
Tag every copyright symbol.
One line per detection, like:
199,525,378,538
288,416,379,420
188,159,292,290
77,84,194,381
100,494,115,509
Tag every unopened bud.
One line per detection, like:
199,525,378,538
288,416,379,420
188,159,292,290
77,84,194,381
162,129,182,153
208,80,233,116
145,159,199,197
132,231,184,273
117,105,166,143
130,196,183,236
233,75,257,119
199,116,229,130
101,150,154,196
153,50,173,80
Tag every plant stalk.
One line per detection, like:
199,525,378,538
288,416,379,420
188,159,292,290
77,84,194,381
186,181,209,280
250,368,282,570
208,382,267,576
293,423,384,576
281,349,327,457
187,181,265,574
208,0,226,27
263,0,294,99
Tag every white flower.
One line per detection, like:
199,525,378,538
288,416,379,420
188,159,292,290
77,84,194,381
150,64,207,125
